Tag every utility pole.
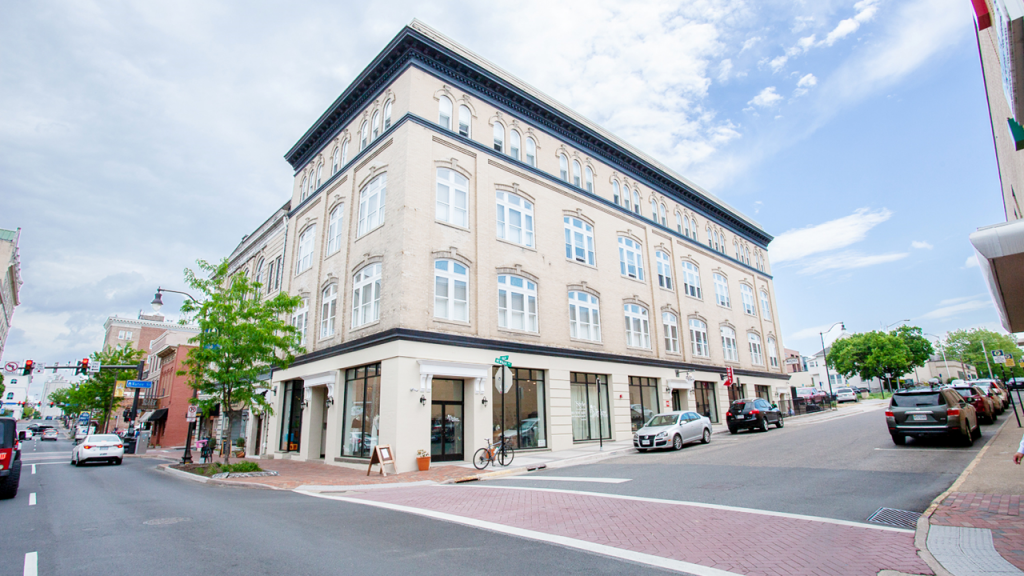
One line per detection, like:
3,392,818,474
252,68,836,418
982,340,994,378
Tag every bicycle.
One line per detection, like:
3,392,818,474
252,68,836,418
473,436,515,470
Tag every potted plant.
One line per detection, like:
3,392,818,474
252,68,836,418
416,449,430,471
234,437,246,458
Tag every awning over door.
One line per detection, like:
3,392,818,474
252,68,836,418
142,408,168,423
969,219,1024,332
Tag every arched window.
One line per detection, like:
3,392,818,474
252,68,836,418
371,111,381,140
360,121,369,151
663,312,679,353
721,326,738,361
438,96,453,130
760,290,773,321
341,140,349,166
689,319,709,357
681,261,701,299
740,285,756,316
572,160,582,187
299,176,308,201
266,259,276,295
320,284,337,338
683,213,690,236
744,246,750,265
352,263,381,328
676,212,683,234
622,185,631,211
498,274,538,332
632,190,641,214
559,154,569,181
564,216,595,265
493,122,505,153
327,203,345,255
767,337,779,368
253,258,264,297
584,166,594,192
434,260,468,322
295,225,316,273
509,130,521,160
613,181,621,206
617,237,644,280
707,228,713,247
357,173,387,236
315,163,323,189
690,217,698,239
383,100,392,130
332,147,340,174
748,333,764,365
650,198,658,220
624,304,651,349
655,251,672,290
568,291,601,342
525,137,537,167
293,297,308,345
496,190,534,247
713,273,730,307
659,203,667,226
436,168,469,227
713,230,721,251
458,105,471,137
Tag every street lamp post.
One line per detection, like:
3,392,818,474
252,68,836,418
819,322,845,411
152,287,201,465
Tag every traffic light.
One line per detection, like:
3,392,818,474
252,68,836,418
22,360,33,375
76,358,89,376
49,402,55,408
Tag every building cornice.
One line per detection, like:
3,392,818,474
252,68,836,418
103,316,200,333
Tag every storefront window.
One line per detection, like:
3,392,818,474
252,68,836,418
492,367,546,449
571,372,610,441
342,363,381,458
728,383,747,403
279,381,304,452
694,381,719,423
755,385,772,402
629,376,659,431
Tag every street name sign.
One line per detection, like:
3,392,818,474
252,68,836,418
495,354,512,368
125,380,153,389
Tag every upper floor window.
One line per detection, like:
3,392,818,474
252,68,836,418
253,258,264,296
767,337,779,368
525,137,537,167
721,326,738,361
618,237,644,281
681,261,702,299
296,225,316,274
293,297,309,345
760,290,773,321
273,256,282,291
360,121,369,151
332,147,340,174
564,217,595,265
707,229,714,249
434,260,468,322
650,198,658,221
663,312,680,353
624,304,651,349
713,273,730,307
300,176,308,202
327,204,345,255
559,154,569,181
320,284,337,339
568,291,601,342
371,111,381,140
584,166,594,193
383,100,392,131
438,96,453,130
493,122,505,153
436,168,468,227
266,259,276,295
740,285,756,316
655,251,672,290
613,181,621,206
572,160,582,187
734,241,740,260
689,319,709,357
352,263,381,328
496,191,534,247
458,105,471,137
498,275,537,332
357,173,387,237
676,212,683,234
316,164,323,189
749,333,764,365
622,184,632,211
509,130,521,161
689,217,698,239
659,204,667,226
341,140,349,167
632,190,641,215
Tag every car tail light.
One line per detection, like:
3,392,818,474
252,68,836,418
947,408,960,417
885,411,894,417
116,444,123,449
83,445,92,449
751,409,760,416
726,412,732,417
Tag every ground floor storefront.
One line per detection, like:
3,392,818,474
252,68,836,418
251,339,790,473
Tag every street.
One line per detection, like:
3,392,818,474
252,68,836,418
2,406,993,576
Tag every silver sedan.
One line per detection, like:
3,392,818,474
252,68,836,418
633,411,712,451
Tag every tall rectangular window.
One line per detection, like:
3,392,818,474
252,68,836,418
492,367,546,449
618,237,645,280
570,372,610,442
760,290,773,321
681,262,702,299
662,312,679,353
434,260,469,322
714,273,730,307
352,263,381,328
342,363,381,458
458,105,471,137
496,191,534,247
327,204,344,255
656,251,673,289
749,333,764,365
498,275,537,332
320,285,337,338
568,291,601,342
690,319,709,357
741,285,756,316
564,217,595,265
292,298,308,346
629,376,659,432
358,174,387,236
768,337,779,368
624,304,651,349
721,326,738,361
436,168,468,227
296,225,316,274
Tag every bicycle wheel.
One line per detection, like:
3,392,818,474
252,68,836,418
497,443,515,467
472,447,491,470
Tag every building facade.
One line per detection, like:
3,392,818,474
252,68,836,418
0,228,22,362
245,22,790,472
40,375,71,419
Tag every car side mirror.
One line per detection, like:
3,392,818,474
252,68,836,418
18,431,26,441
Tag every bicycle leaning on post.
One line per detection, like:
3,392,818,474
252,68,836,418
473,436,515,470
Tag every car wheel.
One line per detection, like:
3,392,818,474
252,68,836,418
960,429,974,447
672,435,683,450
701,428,711,444
776,417,784,429
0,460,20,499
637,448,648,453
728,426,737,435
972,424,982,440
891,433,906,445
761,417,770,432
115,458,123,465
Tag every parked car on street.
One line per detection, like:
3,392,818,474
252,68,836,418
726,398,783,433
41,428,59,441
886,389,979,446
633,411,712,451
973,381,1005,414
0,417,22,499
793,387,829,412
71,434,125,466
835,387,858,403
949,385,996,424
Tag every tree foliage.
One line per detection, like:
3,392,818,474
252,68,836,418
827,331,914,384
943,328,1024,378
891,325,934,367
178,259,303,464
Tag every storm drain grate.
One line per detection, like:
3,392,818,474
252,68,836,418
867,507,921,529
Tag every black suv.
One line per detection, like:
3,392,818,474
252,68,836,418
0,417,22,499
726,398,783,433
886,389,979,446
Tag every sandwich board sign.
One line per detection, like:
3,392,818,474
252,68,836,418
367,445,396,476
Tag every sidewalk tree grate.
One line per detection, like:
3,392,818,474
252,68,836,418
866,507,920,529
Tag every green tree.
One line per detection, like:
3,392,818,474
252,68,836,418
944,328,1024,378
891,326,934,368
178,259,303,464
71,344,144,431
827,331,914,392
48,386,81,416
0,373,5,405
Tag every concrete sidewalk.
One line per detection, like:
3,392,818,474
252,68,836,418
921,398,1024,575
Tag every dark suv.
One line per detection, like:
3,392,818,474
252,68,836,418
0,417,22,499
886,389,979,446
726,398,783,433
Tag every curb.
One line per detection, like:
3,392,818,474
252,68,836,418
296,480,439,492
156,463,286,491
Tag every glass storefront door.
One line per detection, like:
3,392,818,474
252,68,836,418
694,381,718,423
672,389,686,412
628,376,659,431
279,381,304,452
431,379,464,461
492,367,547,449
342,363,381,458
570,372,610,441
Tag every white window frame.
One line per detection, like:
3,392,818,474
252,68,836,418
572,160,582,187
332,147,340,174
690,319,710,357
613,181,621,206
299,176,308,202
681,261,702,299
568,291,601,342
650,198,658,220
320,284,337,339
383,100,392,130
293,298,309,345
659,203,666,226
438,96,452,130
436,168,468,228
741,284,756,316
327,204,345,255
749,333,764,365
559,154,569,181
564,217,595,266
618,237,645,281
584,166,594,193
497,274,538,333
632,190,641,214
360,121,369,151
458,105,471,137
340,140,349,166
713,273,731,307
760,290,773,321
493,122,505,153
624,304,651,349
676,212,683,234
357,173,387,237
768,337,779,368
655,251,673,290
496,190,534,247
525,137,537,167
434,260,469,322
663,312,679,353
371,111,381,140
509,130,521,161
721,326,738,362
352,263,382,328
295,225,316,274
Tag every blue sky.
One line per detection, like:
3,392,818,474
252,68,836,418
0,0,1007,368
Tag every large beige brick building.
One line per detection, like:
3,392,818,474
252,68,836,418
238,21,790,471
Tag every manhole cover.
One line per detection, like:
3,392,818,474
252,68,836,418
143,517,191,526
867,507,921,529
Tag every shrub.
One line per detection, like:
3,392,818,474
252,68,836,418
222,461,261,473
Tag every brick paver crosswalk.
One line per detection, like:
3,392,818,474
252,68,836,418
339,485,932,576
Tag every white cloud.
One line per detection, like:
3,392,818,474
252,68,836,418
797,251,909,274
939,294,986,306
822,0,881,46
748,86,783,107
919,299,992,320
770,207,893,263
911,240,933,249
769,55,788,72
797,73,818,88
717,59,733,82
965,254,980,268
741,36,761,52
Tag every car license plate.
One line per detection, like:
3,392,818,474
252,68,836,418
641,440,651,446
912,414,927,421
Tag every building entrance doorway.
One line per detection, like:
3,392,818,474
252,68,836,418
319,394,329,459
430,379,464,462
672,389,687,412
694,381,719,423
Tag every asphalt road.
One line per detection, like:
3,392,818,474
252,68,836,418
2,425,677,576
489,404,994,523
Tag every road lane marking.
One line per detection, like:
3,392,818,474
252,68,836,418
874,448,976,452
24,552,37,576
295,489,742,576
29,493,36,506
490,476,631,484
31,465,35,474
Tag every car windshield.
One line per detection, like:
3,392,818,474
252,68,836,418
646,414,678,427
86,435,121,443
891,393,942,407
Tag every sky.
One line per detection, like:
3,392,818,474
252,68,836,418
0,0,1008,373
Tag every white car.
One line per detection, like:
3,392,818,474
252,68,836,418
835,387,858,403
633,411,712,451
71,434,125,466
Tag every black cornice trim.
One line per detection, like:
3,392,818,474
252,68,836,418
288,327,792,381
284,26,773,246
